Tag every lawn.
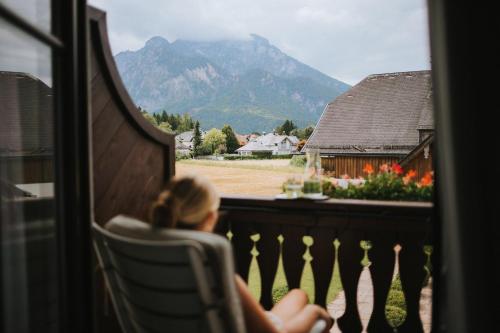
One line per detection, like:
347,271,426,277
176,159,302,196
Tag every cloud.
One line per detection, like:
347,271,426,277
89,0,430,85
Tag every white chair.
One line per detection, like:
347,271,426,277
93,215,327,333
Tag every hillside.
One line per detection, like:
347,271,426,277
115,35,350,132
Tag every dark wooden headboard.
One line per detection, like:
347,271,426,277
89,7,175,225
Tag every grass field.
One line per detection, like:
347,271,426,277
177,159,302,196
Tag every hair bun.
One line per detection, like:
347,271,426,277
150,190,180,228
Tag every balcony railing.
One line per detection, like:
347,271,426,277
217,196,433,332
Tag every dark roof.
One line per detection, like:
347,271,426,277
0,71,53,156
305,70,433,155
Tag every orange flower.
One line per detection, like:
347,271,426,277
419,172,433,187
363,163,374,175
379,164,389,173
403,169,417,185
391,163,403,175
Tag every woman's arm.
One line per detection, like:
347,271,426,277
235,275,280,333
235,275,333,333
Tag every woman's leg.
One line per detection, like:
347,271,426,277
270,289,309,322
235,275,280,333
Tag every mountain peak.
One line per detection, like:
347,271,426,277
145,36,170,48
115,35,351,132
250,34,270,45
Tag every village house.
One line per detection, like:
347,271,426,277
175,130,194,155
236,132,299,156
235,134,250,146
304,70,434,178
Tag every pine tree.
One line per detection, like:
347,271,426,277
276,119,297,135
160,110,168,123
192,121,202,157
221,124,240,154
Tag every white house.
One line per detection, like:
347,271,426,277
236,132,299,156
175,130,206,154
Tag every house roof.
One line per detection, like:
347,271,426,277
236,141,274,152
288,136,299,144
257,133,292,146
176,130,194,142
235,134,249,146
0,71,54,156
417,90,434,130
304,70,433,155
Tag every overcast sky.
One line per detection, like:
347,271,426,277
89,0,430,85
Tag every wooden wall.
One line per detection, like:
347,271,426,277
401,146,433,179
0,156,53,184
89,7,175,226
89,8,176,333
322,155,402,178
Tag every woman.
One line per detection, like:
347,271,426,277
150,175,333,333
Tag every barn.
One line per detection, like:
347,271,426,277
303,70,434,178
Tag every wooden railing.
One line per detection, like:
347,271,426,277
217,196,433,333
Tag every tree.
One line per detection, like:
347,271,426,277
177,113,195,133
276,119,297,135
158,122,174,134
303,125,314,139
192,121,202,156
290,125,315,140
142,112,157,126
202,128,227,155
221,124,240,154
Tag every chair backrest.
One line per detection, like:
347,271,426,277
92,215,246,333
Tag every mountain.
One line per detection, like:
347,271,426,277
114,35,350,133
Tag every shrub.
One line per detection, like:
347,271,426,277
223,154,293,160
385,275,408,328
223,155,261,160
175,151,191,161
385,305,406,328
272,285,289,304
289,155,307,167
387,289,406,310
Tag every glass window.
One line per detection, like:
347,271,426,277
0,16,58,333
0,0,51,32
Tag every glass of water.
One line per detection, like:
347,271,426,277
284,174,303,198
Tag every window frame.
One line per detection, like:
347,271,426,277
0,1,93,332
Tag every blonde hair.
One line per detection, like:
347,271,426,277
150,175,220,229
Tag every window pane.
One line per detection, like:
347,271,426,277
0,0,51,32
0,17,58,333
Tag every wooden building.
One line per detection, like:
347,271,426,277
304,70,434,178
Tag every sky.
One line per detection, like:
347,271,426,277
91,0,431,85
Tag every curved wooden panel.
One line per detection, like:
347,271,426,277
89,7,175,225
